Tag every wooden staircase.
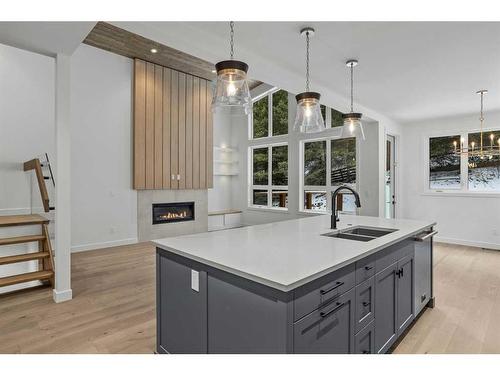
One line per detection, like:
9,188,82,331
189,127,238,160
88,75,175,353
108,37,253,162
0,214,55,289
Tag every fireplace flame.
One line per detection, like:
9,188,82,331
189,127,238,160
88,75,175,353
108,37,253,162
159,211,188,220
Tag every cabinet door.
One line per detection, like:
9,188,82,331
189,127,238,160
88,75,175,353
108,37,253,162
294,289,355,354
374,262,398,354
355,319,375,354
397,254,414,334
157,254,207,354
355,277,375,333
207,275,288,353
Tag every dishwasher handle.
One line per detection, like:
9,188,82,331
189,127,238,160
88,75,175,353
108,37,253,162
414,230,438,242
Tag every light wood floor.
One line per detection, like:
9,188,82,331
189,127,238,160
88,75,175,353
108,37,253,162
0,241,499,354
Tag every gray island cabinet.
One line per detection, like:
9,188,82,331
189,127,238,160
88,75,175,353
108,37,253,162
154,215,436,354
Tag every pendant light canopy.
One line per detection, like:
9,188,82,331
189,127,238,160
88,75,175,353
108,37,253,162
293,27,325,133
341,60,365,140
212,21,252,115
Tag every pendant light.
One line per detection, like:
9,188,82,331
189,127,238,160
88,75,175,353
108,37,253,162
293,27,325,133
341,60,365,140
212,21,252,115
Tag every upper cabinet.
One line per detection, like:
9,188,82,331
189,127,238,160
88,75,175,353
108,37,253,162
133,59,213,190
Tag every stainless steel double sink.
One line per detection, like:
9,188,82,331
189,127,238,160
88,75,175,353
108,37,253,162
321,226,398,242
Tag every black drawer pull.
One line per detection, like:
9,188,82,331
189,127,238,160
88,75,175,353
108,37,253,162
364,265,373,271
362,350,370,354
320,302,345,318
362,301,370,307
320,281,344,295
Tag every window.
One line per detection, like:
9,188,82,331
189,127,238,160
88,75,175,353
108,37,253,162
331,138,356,185
429,135,461,190
272,90,288,136
427,131,500,193
250,144,288,209
304,141,326,186
249,88,290,210
252,89,288,139
319,104,344,128
253,96,268,138
302,137,358,212
467,130,500,191
332,108,344,128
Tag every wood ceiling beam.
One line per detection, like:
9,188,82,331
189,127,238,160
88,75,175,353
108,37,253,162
84,21,262,90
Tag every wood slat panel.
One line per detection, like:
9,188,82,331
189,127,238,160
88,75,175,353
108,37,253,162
162,67,171,189
133,60,146,189
178,72,186,189
199,80,207,189
206,83,214,188
145,62,155,189
170,70,179,190
185,75,193,189
134,58,212,192
154,65,163,189
192,77,201,189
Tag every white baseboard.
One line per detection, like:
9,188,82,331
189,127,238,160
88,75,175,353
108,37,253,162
71,237,138,253
53,288,73,303
435,236,500,251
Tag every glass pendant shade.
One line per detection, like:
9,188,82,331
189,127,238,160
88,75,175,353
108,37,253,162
341,113,365,140
293,92,325,133
212,60,252,116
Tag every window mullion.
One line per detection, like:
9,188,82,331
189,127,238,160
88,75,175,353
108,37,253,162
461,132,468,192
268,145,272,207
268,93,273,138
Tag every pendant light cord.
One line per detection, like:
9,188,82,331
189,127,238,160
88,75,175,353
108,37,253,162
305,31,310,92
230,21,235,59
350,63,354,113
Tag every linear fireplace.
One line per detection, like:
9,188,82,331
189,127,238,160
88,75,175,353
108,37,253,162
152,202,195,224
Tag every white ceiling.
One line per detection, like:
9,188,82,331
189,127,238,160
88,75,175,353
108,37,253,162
0,22,96,56
114,21,500,124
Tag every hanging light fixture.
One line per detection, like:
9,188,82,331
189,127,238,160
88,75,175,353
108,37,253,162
453,90,500,160
341,60,365,140
212,21,252,115
293,27,325,133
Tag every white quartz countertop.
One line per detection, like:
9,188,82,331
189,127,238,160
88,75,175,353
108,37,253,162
153,214,436,292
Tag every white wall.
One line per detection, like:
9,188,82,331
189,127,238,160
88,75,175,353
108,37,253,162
400,111,500,249
70,44,137,251
0,43,55,213
208,112,235,212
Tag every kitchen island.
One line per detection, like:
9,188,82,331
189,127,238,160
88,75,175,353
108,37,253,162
154,214,436,354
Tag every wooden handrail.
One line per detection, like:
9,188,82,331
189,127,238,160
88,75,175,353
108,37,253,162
23,158,50,212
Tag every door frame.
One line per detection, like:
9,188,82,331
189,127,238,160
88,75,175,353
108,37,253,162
385,133,398,219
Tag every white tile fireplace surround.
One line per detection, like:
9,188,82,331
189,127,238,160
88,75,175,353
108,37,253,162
137,190,208,241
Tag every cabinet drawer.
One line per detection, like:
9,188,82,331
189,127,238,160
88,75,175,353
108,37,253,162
355,255,376,284
354,319,374,354
375,239,414,273
294,264,355,321
294,288,355,354
355,276,375,333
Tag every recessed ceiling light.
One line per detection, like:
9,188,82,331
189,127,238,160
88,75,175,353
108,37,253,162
211,70,216,73
150,48,158,54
